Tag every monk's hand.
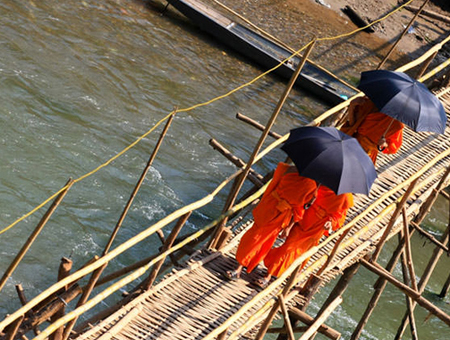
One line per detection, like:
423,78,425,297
324,221,333,234
280,227,290,239
377,136,388,151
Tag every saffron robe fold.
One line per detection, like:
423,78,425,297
235,162,317,273
341,97,404,164
264,186,353,277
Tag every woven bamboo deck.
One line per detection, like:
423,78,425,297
75,87,450,340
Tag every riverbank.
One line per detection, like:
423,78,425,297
213,0,450,85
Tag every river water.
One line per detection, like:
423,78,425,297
0,0,448,339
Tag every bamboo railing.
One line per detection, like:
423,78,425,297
1,2,450,338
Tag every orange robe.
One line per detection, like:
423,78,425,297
341,97,404,164
264,186,353,277
235,163,317,273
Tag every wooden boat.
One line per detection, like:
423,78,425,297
166,0,357,105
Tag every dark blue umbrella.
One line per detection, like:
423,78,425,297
281,126,377,195
358,70,447,134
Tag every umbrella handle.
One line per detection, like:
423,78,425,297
304,195,317,210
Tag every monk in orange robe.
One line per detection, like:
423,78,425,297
260,185,353,284
340,96,404,164
225,162,318,280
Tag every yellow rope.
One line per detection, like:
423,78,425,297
0,0,417,236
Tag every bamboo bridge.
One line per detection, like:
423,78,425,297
1,2,450,340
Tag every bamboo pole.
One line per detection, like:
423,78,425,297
352,168,450,339
286,309,341,340
5,132,450,335
50,258,73,340
209,39,317,250
411,221,449,252
29,181,269,340
143,212,192,289
236,113,282,139
416,51,439,79
399,252,419,340
155,229,179,267
377,0,431,69
439,273,450,298
209,138,264,186
278,295,295,340
399,223,419,340
402,208,418,291
297,296,343,340
62,111,177,340
350,233,409,339
416,166,450,222
371,178,419,262
4,315,24,340
15,284,40,336
361,258,450,326
0,178,74,292
394,201,450,339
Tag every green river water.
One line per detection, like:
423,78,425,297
0,1,449,339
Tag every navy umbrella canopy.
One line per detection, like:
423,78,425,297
281,126,377,195
358,70,447,134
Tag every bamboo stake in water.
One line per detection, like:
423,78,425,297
62,111,177,340
0,178,74,293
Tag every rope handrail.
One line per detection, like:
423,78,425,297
3,102,450,333
0,0,420,236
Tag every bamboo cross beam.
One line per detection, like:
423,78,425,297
360,259,450,326
209,138,264,186
410,221,449,252
236,113,283,139
287,308,341,340
297,296,343,340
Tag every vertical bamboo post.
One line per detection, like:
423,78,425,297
15,284,40,336
398,228,419,340
371,178,419,262
255,264,304,340
50,257,73,340
377,0,431,69
439,273,450,298
143,211,192,290
350,233,409,340
0,178,74,293
62,111,176,340
306,262,360,340
394,199,450,339
401,208,418,291
278,295,295,340
209,40,317,250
